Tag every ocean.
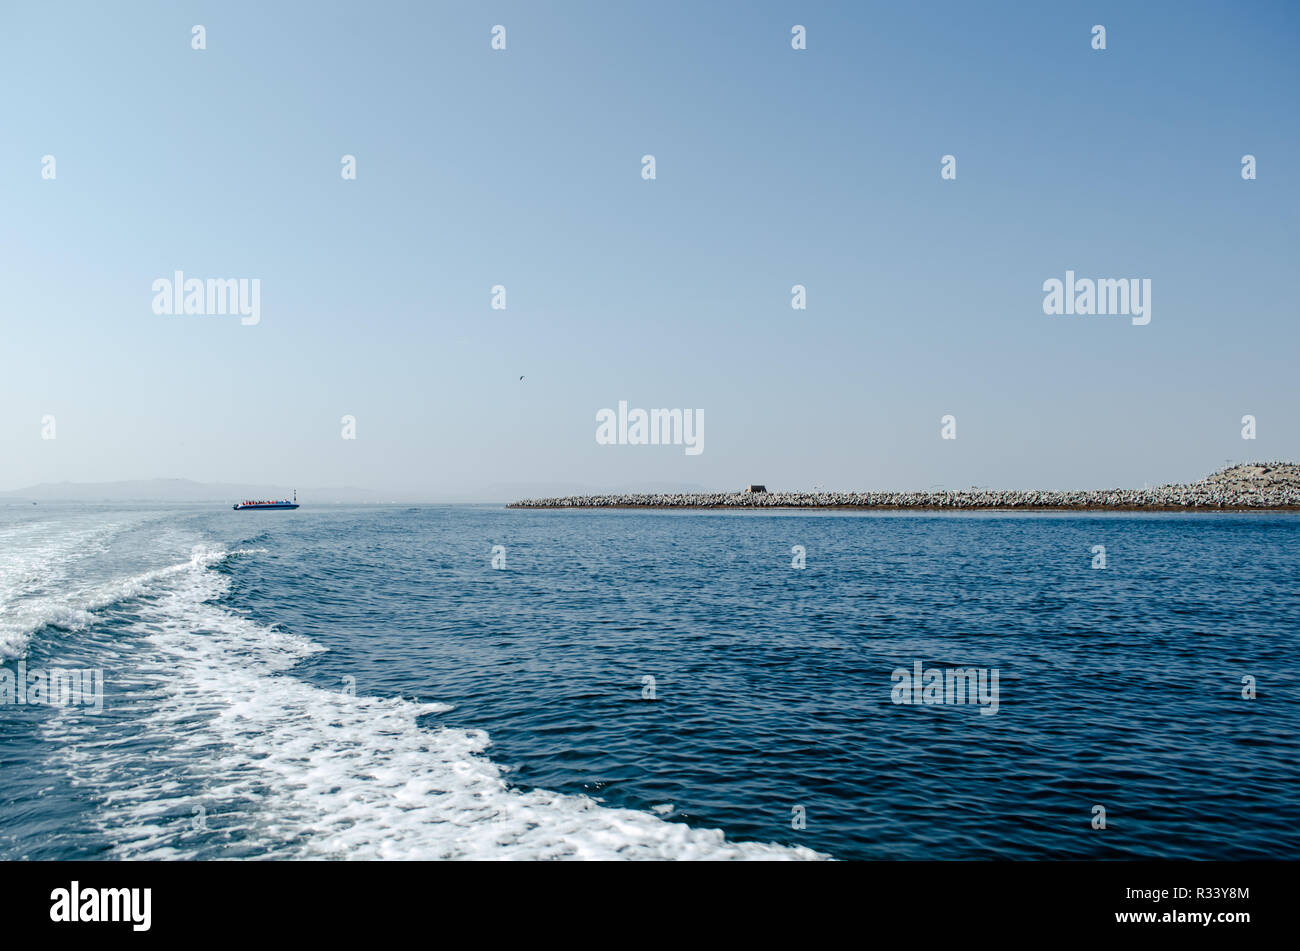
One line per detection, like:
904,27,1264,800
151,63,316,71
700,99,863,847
1,503,1296,860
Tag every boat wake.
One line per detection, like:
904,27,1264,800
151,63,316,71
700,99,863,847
33,536,822,860
0,533,265,662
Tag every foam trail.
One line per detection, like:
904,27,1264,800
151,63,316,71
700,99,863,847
49,553,824,860
0,516,135,659
0,537,265,660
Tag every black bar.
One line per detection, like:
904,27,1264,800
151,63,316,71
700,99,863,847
3,860,1281,938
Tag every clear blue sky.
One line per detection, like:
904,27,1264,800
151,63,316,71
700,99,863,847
2,1,1297,497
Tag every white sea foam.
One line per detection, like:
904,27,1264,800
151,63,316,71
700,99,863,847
47,549,824,860
0,527,265,660
0,516,132,659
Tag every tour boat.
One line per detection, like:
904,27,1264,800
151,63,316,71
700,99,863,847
233,490,299,511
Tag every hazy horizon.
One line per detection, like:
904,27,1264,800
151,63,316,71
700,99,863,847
1,457,1287,502
0,475,717,503
4,1,1297,496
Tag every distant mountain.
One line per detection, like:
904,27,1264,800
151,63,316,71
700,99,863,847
0,479,379,504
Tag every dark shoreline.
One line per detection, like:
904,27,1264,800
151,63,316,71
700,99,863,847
509,464,1300,512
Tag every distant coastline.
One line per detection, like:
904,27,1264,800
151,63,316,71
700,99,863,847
510,463,1300,512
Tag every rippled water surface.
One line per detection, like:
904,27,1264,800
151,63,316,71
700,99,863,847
1,503,1296,859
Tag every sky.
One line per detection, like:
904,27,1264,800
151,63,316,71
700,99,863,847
2,1,1297,498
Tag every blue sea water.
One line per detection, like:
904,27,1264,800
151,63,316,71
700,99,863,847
1,502,1296,860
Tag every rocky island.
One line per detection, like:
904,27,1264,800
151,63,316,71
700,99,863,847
510,462,1300,511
